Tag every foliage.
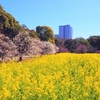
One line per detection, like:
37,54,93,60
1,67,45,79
75,44,87,53
0,5,23,37
36,26,55,43
21,24,38,38
40,41,59,54
58,46,69,53
13,33,58,60
88,36,100,50
29,29,38,38
0,34,17,61
95,50,100,54
13,33,31,61
27,39,42,56
64,39,78,52
1,53,100,99
22,24,29,30
63,37,98,53
75,37,90,46
87,46,97,53
55,37,64,46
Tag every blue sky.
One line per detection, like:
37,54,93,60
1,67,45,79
0,0,100,39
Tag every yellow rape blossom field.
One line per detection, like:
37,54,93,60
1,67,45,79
0,53,100,100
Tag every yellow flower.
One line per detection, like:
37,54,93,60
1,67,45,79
84,92,88,96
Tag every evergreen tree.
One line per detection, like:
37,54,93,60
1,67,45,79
0,5,23,38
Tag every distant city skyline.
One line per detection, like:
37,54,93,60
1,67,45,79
0,0,100,39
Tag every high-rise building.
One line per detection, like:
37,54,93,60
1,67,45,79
59,25,73,39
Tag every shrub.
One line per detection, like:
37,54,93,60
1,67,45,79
75,44,87,53
58,46,69,53
87,46,97,53
95,50,100,54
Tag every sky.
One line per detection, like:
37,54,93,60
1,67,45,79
0,0,100,39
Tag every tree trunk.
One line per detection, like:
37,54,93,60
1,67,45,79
19,56,22,61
